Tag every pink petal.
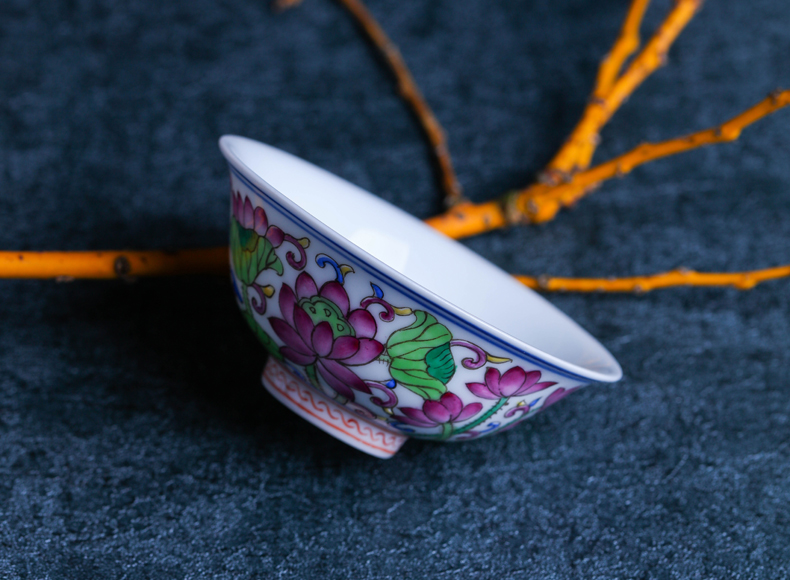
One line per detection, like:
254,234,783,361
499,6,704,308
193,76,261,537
329,336,360,360
439,392,463,418
484,367,503,397
517,380,557,397
319,359,371,395
311,322,334,358
498,366,528,397
423,400,452,424
465,382,500,400
265,225,284,247
523,370,541,389
280,347,316,366
319,282,350,317
269,317,311,355
340,338,383,366
398,408,434,427
315,360,355,401
253,207,268,236
278,284,297,326
293,305,316,348
456,402,483,422
242,197,255,229
348,309,377,339
295,272,318,300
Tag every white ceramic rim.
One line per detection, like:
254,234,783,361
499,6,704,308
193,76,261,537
219,135,623,383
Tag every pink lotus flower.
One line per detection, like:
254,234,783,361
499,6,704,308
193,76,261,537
466,366,556,400
269,272,383,401
394,392,482,427
232,191,284,246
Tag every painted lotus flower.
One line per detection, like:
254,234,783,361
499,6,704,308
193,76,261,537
269,272,383,401
232,191,284,245
394,392,482,428
466,366,556,400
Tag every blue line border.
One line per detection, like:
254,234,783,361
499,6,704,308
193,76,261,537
229,165,592,382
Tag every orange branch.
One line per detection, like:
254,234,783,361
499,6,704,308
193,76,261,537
520,90,790,223
428,90,790,237
571,0,652,170
543,0,699,181
4,2,785,295
274,0,464,207
516,264,790,293
594,0,652,98
338,0,464,206
2,248,789,294
0,249,229,280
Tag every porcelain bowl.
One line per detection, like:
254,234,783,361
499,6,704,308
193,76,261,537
220,135,622,458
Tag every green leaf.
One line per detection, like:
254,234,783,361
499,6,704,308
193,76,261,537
389,363,447,401
230,219,283,285
425,342,455,384
386,310,455,400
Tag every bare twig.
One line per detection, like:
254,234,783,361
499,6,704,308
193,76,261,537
426,91,790,236
519,90,790,223
0,249,229,279
275,0,465,207
5,1,787,296
571,0,652,170
594,0,652,98
542,0,701,181
516,264,790,293
4,248,790,295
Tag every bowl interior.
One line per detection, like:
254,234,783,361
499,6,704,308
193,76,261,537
220,136,622,382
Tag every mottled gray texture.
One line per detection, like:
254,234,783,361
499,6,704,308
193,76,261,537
1,0,789,578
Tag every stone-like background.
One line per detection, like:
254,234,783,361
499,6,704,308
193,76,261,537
1,0,788,577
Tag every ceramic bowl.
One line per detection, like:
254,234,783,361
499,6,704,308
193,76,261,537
220,135,622,458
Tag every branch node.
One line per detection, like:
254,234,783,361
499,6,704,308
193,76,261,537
114,256,131,277
503,191,528,226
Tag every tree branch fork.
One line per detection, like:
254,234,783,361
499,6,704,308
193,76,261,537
2,0,788,293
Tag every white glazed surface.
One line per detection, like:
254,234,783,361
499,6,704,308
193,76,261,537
221,135,622,443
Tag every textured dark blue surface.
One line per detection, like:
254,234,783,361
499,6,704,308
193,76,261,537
1,0,789,578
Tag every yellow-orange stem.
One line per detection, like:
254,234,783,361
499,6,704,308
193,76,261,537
594,0,652,98
0,249,229,280
515,265,790,293
278,0,464,207
425,90,789,238
339,0,464,205
2,249,789,294
543,0,700,180
3,2,786,295
518,90,790,223
423,200,507,239
570,0,652,170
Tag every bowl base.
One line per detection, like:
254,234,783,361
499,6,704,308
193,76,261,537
261,358,408,459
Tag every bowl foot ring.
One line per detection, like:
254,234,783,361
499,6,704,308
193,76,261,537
261,358,407,458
